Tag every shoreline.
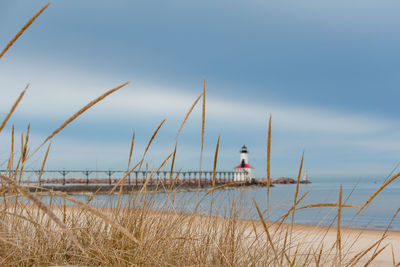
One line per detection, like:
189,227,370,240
47,203,400,235
42,202,400,234
161,207,400,234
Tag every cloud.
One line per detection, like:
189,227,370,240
0,60,394,137
1,59,400,177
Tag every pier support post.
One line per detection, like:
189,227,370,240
59,170,69,185
106,170,115,185
83,170,91,185
142,172,146,184
34,170,41,186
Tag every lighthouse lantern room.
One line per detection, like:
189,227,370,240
234,145,254,182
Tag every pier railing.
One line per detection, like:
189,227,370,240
0,169,243,186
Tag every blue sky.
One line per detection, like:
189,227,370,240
1,0,400,178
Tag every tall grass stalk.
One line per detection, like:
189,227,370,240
337,185,342,266
212,135,220,187
266,113,271,221
42,82,129,146
0,3,50,60
199,80,206,188
0,86,28,133
176,89,205,139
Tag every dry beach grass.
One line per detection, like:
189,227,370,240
0,3,400,266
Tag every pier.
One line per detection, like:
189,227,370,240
1,169,237,185
0,169,307,193
0,169,257,192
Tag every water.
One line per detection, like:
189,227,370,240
35,176,400,231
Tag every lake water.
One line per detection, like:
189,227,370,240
37,175,400,231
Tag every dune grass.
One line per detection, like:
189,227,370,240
0,3,400,266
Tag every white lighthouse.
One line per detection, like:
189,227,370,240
234,145,254,182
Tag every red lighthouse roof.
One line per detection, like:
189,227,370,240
235,163,253,169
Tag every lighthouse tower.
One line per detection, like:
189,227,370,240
234,145,254,182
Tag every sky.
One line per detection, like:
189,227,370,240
1,0,400,178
